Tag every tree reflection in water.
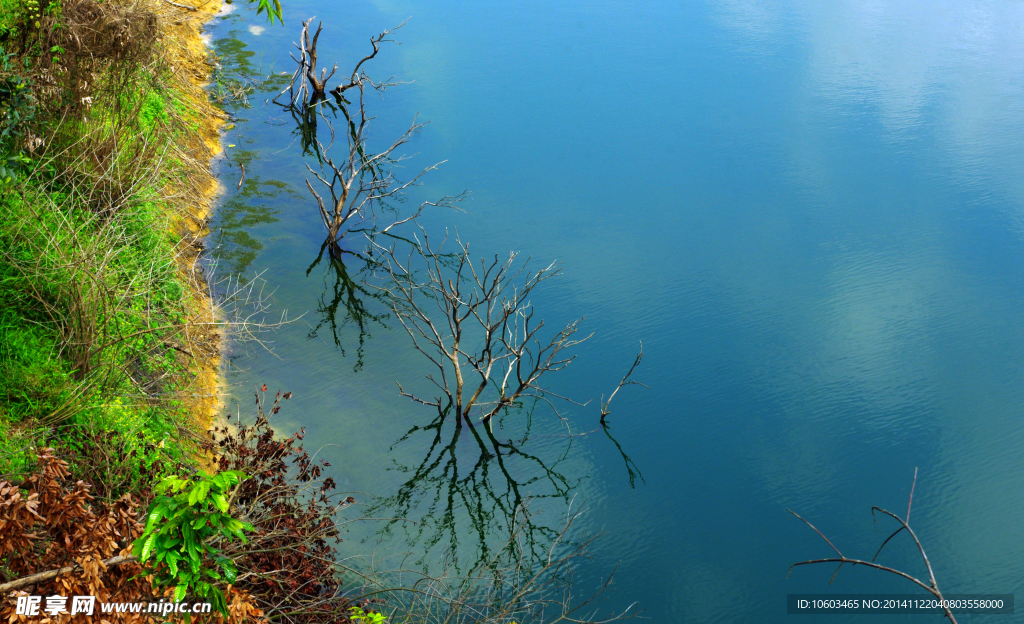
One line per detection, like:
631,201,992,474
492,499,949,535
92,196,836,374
370,400,646,574
305,246,388,372
361,232,648,574
369,400,578,572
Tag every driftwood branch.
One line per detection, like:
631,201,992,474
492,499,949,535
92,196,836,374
0,555,137,594
163,0,198,11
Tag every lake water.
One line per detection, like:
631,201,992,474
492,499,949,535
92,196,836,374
205,1,1024,621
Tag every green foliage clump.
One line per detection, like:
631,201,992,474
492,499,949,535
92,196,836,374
0,305,72,420
0,0,39,34
254,0,283,25
0,0,17,32
138,90,169,133
0,175,190,425
0,50,37,181
134,471,253,616
350,606,387,624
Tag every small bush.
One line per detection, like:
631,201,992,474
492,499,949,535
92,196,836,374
205,389,356,624
134,470,253,615
0,448,267,622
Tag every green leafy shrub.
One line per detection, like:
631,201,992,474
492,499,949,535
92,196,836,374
133,470,253,616
349,606,386,624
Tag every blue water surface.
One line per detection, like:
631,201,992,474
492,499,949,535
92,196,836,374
206,1,1024,621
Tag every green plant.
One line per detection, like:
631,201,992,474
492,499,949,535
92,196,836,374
133,470,253,617
349,606,386,624
0,50,37,181
139,90,168,132
253,0,283,25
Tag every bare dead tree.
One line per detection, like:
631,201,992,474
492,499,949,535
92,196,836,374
274,19,407,108
789,468,959,624
274,19,445,251
363,340,649,579
298,18,336,100
275,17,334,106
371,226,591,432
303,114,443,249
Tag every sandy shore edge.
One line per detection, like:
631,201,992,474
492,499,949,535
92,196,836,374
159,0,229,435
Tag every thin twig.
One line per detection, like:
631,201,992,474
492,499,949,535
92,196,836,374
789,472,958,624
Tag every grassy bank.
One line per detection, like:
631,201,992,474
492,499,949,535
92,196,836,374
0,0,223,490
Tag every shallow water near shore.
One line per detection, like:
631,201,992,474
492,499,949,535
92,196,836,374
205,1,1024,621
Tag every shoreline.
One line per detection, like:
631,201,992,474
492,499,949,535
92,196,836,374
159,0,228,434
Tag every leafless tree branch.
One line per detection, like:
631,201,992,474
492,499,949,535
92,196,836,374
788,469,958,624
371,227,590,433
600,343,647,424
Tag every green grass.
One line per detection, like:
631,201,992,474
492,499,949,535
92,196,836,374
0,171,196,483
0,0,212,491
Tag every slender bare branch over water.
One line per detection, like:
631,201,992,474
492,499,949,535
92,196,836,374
600,343,647,424
788,469,958,624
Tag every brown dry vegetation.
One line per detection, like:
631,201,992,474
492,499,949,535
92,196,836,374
0,448,266,623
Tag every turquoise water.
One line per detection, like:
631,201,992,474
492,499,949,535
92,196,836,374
206,1,1024,621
